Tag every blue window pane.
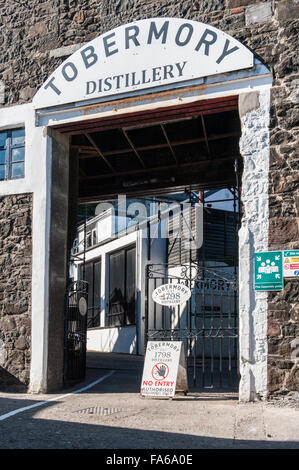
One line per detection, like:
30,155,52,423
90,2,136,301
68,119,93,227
0,149,6,164
12,129,25,145
12,147,25,162
0,164,5,180
0,132,7,147
11,162,24,178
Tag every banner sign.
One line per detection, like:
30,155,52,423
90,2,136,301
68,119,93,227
152,283,191,306
141,341,188,398
254,251,283,291
283,250,299,278
33,17,254,109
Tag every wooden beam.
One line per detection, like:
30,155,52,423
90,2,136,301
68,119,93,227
76,131,240,159
80,155,239,181
201,114,211,157
121,129,146,168
160,124,178,163
56,96,238,135
84,133,116,173
78,177,237,203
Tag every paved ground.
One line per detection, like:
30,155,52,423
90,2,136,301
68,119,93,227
0,352,298,449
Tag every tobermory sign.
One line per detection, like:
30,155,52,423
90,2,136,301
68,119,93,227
152,282,191,306
254,251,283,291
33,17,253,109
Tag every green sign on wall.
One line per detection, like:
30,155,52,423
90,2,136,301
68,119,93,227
254,251,283,291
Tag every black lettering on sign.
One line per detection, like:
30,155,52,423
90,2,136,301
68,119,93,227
216,39,239,64
147,21,169,44
125,26,140,49
104,77,112,91
152,67,162,82
142,70,151,84
103,32,118,57
175,24,193,46
113,74,124,89
44,77,61,96
163,64,174,79
131,72,141,86
62,62,78,81
81,45,98,69
195,28,217,55
86,81,96,95
175,61,187,76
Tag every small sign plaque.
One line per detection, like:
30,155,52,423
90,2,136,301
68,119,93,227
141,341,188,398
78,297,88,316
283,250,299,278
254,251,283,291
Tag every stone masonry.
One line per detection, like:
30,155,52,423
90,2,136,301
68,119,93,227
0,194,32,389
0,1,298,395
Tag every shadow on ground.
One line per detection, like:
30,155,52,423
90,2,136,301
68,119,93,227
0,396,298,449
0,367,27,393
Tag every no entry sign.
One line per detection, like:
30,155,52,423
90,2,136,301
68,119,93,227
140,341,188,398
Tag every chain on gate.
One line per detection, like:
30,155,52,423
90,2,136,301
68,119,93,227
64,280,89,382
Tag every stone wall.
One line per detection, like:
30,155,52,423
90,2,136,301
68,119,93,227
0,0,298,396
0,194,32,390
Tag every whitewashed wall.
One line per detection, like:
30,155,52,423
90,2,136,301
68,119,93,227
238,89,271,401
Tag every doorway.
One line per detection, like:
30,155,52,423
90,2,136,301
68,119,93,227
61,95,242,391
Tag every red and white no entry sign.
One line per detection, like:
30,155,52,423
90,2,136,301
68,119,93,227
151,362,169,380
141,341,188,398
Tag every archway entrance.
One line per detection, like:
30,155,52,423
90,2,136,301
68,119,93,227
60,95,241,391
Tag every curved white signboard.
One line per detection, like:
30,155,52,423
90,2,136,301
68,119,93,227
33,17,254,109
152,283,191,306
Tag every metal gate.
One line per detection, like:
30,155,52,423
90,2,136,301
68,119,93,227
145,262,239,390
64,280,88,382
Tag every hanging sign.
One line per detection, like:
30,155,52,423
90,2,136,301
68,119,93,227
78,297,88,316
283,250,299,278
33,17,254,109
141,341,188,398
152,283,191,306
254,251,283,291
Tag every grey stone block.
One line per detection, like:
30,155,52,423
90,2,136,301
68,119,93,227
277,0,299,23
246,2,272,24
0,80,5,104
20,86,35,102
239,91,260,117
49,43,86,59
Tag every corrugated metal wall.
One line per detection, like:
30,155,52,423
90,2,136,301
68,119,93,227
167,206,237,266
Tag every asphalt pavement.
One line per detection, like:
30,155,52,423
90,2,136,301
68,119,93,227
0,352,298,449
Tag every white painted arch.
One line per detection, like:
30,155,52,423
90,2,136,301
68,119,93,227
33,17,253,110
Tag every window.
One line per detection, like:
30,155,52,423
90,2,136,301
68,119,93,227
108,245,136,327
79,259,101,328
92,228,97,245
86,231,92,248
0,128,25,180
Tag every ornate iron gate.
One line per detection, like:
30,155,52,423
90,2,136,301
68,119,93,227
145,262,239,390
64,280,89,382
